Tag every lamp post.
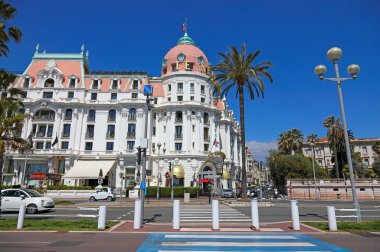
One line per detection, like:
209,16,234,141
119,172,124,203
314,47,361,222
310,143,318,199
156,142,161,199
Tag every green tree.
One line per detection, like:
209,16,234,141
278,129,304,155
373,160,380,177
210,43,273,199
0,0,22,57
267,150,327,194
0,70,31,213
323,116,340,178
372,142,380,157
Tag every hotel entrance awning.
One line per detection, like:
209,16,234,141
63,160,116,179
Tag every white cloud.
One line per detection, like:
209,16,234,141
246,140,277,162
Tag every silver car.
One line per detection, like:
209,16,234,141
89,187,116,202
1,188,55,214
221,189,234,198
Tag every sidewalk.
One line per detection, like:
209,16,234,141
110,220,323,233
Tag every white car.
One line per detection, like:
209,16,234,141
89,187,116,202
1,188,55,214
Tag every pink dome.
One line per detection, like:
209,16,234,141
162,33,210,75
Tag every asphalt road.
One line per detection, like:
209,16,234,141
1,199,379,223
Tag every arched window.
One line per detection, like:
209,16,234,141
33,109,55,121
44,78,55,88
128,108,136,121
175,111,183,123
108,109,116,122
65,109,72,120
204,112,209,125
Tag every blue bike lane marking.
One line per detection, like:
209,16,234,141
137,233,351,252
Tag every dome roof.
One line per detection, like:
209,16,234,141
162,33,210,75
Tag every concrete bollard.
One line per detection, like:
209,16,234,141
327,206,337,231
212,199,220,230
184,193,190,203
97,206,107,230
251,199,259,230
134,199,142,229
290,200,300,231
173,200,180,230
17,204,26,230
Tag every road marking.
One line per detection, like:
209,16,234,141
137,233,351,252
0,242,50,244
165,234,297,239
162,241,315,247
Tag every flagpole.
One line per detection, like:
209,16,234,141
185,17,187,33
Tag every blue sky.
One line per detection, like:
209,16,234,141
3,0,380,160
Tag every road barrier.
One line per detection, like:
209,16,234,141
173,200,180,230
134,199,142,229
290,200,300,231
327,206,337,231
17,204,26,230
251,199,259,230
212,200,220,230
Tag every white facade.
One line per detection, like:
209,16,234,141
5,34,246,194
302,138,380,170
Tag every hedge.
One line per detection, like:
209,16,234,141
47,185,94,190
142,187,199,198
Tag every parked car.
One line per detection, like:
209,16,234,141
221,189,234,198
89,187,116,202
1,188,55,214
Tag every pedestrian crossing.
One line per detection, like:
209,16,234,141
137,233,351,251
181,206,250,222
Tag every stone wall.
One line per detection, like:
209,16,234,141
287,179,380,200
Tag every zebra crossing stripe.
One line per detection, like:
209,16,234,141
162,241,315,247
165,234,296,239
137,233,351,252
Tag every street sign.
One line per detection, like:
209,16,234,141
143,85,153,96
146,170,152,176
204,175,220,179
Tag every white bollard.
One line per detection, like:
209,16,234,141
251,199,259,230
134,199,142,229
17,204,26,230
327,206,337,231
290,200,300,231
173,200,180,230
97,206,107,230
212,199,220,230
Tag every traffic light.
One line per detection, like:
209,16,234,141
137,147,142,165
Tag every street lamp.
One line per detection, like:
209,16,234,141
119,172,124,203
314,47,361,222
310,143,318,199
156,142,161,199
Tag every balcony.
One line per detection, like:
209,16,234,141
62,132,70,138
177,88,183,93
174,133,183,140
64,116,72,121
36,132,45,137
204,119,210,125
85,132,94,139
106,132,115,139
175,117,183,123
128,115,136,121
33,115,55,121
108,116,116,122
127,132,136,139
87,116,95,122
204,136,210,142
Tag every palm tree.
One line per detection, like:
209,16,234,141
0,70,31,214
210,43,273,199
306,133,318,144
289,128,304,155
278,131,291,155
323,116,340,178
0,0,22,57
